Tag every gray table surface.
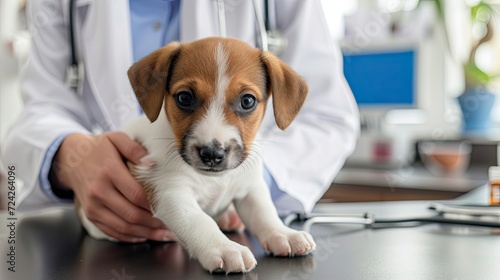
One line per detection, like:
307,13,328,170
1,185,499,280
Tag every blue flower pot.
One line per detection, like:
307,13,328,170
457,87,496,133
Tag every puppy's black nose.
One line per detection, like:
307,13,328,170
199,146,226,166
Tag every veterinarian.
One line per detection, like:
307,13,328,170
2,0,359,242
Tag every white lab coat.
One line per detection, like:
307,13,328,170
2,0,359,212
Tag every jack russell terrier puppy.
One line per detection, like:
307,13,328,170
78,37,316,273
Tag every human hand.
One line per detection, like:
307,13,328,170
51,132,175,243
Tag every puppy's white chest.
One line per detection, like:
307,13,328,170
142,162,255,218
189,174,244,217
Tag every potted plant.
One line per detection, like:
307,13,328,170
421,0,500,133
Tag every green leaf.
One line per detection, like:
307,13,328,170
464,62,493,86
433,0,445,21
471,3,493,23
491,72,500,81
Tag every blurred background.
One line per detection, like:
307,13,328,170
1,0,499,207
323,0,500,164
320,0,500,202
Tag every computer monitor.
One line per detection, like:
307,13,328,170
342,46,418,109
341,43,422,167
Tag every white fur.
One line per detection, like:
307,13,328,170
215,42,230,103
189,106,242,149
80,43,316,273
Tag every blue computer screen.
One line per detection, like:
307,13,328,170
342,50,416,106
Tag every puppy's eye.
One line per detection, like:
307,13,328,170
176,91,194,109
240,94,257,110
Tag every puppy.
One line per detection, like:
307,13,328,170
78,37,316,273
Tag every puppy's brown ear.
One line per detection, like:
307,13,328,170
261,52,309,130
127,42,181,122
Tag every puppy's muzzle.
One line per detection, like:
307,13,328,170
181,134,244,173
199,144,226,167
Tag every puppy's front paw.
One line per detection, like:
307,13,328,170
261,229,316,257
197,241,257,273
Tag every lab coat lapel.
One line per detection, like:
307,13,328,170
180,0,219,42
180,0,257,47
79,0,138,130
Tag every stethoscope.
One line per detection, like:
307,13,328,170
285,203,500,232
217,0,287,54
66,0,287,95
